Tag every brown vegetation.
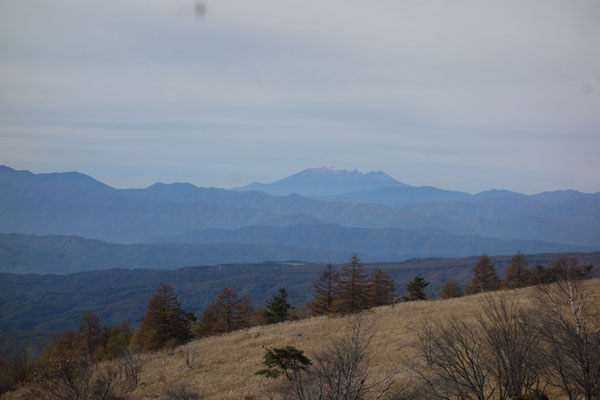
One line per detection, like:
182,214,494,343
307,264,339,315
131,283,190,351
2,253,598,400
333,254,372,314
4,278,600,399
466,254,501,294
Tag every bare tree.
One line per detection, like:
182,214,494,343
310,317,396,400
477,295,546,399
534,259,600,400
413,318,496,400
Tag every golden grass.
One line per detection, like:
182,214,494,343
7,280,600,399
128,280,599,399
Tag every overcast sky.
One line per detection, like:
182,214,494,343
1,0,599,193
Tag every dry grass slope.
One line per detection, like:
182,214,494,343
127,280,600,399
7,280,600,399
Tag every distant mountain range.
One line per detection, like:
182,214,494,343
0,233,351,274
1,165,599,270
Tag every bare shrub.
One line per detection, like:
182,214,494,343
261,316,402,400
93,363,137,400
162,383,202,400
117,346,144,388
413,318,495,400
6,348,34,387
311,317,395,400
534,267,600,400
23,351,95,400
477,295,547,399
412,295,550,400
22,350,138,400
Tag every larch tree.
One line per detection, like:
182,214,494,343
333,254,371,314
308,264,339,315
212,287,250,333
192,303,218,338
369,268,396,306
466,254,501,294
132,283,190,351
403,275,429,301
78,312,103,358
439,280,463,299
502,252,529,289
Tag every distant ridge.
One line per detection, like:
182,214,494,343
1,165,598,250
234,167,410,196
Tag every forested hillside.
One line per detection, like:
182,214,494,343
1,232,592,275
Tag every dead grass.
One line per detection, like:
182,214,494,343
6,280,600,400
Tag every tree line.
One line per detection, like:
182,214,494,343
257,254,599,400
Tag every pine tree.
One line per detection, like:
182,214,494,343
465,254,501,294
369,268,396,306
333,254,371,314
403,275,429,301
264,288,292,324
132,283,189,351
212,287,250,333
439,279,462,299
502,252,529,289
308,264,339,315
256,346,312,379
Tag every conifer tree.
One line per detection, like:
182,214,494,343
439,279,462,299
239,295,255,324
502,252,529,289
369,268,396,306
78,312,102,358
192,303,218,338
333,254,370,314
102,322,131,360
132,283,189,351
264,287,292,324
403,275,429,301
212,287,250,333
465,254,501,294
308,264,339,315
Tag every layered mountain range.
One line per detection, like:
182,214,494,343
0,165,598,272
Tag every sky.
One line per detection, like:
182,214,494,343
0,0,599,194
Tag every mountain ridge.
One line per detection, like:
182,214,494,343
0,230,593,275
1,165,599,250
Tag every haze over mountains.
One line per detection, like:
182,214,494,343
0,165,598,272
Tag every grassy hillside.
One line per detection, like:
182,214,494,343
8,280,596,400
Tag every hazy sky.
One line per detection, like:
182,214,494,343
1,0,599,193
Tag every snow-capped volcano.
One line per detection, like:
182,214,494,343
234,167,410,196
